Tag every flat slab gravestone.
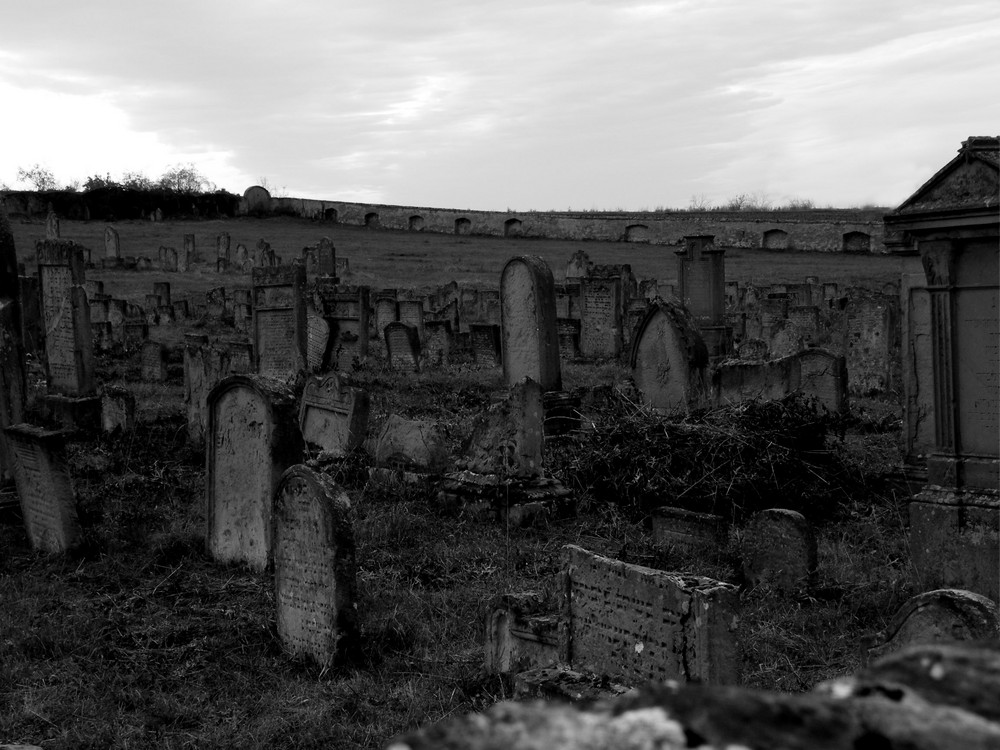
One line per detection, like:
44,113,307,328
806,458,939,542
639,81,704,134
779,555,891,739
742,508,817,593
563,545,739,685
299,373,370,456
205,375,304,570
5,424,80,553
273,465,358,666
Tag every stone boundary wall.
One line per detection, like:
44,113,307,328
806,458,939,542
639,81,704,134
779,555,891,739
242,188,887,254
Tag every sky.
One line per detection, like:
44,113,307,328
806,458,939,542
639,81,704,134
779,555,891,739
0,0,997,212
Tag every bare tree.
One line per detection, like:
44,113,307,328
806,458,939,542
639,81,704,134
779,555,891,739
16,164,57,191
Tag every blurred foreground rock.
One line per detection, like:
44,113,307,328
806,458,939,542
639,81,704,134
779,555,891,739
387,643,1000,750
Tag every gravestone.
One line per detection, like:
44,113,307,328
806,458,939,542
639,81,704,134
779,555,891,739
470,323,501,366
556,318,581,360
422,320,452,366
798,348,848,412
36,240,96,396
152,282,171,307
306,314,331,372
45,211,60,240
101,385,136,433
5,424,80,553
372,415,450,475
160,246,178,272
677,235,731,358
315,237,336,276
500,256,561,391
385,322,420,372
563,545,739,685
844,296,895,395
216,232,231,261
374,296,398,336
579,274,622,359
273,465,358,666
564,249,591,282
651,506,727,558
630,301,708,413
737,338,768,360
172,300,189,320
104,226,120,259
299,373,370,456
141,341,168,382
868,589,1000,660
742,509,817,593
19,275,42,353
460,378,544,478
252,265,307,381
397,300,425,341
235,244,250,272
205,375,303,570
182,234,195,270
318,284,370,369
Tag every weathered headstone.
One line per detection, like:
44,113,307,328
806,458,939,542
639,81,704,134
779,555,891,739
742,509,817,593
306,314,331,372
422,320,452,366
579,273,622,359
630,301,708,413
868,589,1000,660
374,295,398,336
205,375,304,570
385,322,420,372
397,300,425,341
36,240,96,396
470,323,501,366
500,256,561,391
460,378,544,478
141,341,168,382
556,318,581,360
104,226,120,259
273,465,358,666
563,545,739,685
181,234,195,271
101,385,136,433
299,373,370,456
798,348,849,412
45,211,60,240
216,232,231,262
651,506,727,558
315,237,336,277
564,249,591,282
372,415,450,475
5,424,80,553
252,265,307,380
0,209,27,475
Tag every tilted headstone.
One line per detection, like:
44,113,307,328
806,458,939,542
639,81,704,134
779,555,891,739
500,256,561,391
742,508,817,593
104,226,120,259
868,589,1000,661
630,301,708,413
273,465,358,666
299,373,370,456
422,320,452,366
252,265,307,380
205,375,304,570
562,545,739,685
5,424,80,553
397,300,425,341
306,314,331,372
36,240,95,396
384,322,420,372
579,274,622,359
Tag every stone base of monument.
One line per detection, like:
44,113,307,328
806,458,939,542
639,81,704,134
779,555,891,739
700,324,733,361
542,391,581,436
514,666,632,703
368,466,439,486
909,489,999,602
37,394,102,431
437,471,574,527
100,257,123,270
485,592,565,675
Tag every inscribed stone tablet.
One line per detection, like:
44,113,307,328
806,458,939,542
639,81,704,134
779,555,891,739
273,465,358,665
630,302,708,413
206,376,303,570
37,242,95,396
252,266,307,380
563,545,739,685
104,226,120,258
299,373,370,456
742,508,817,592
579,276,622,359
5,424,80,553
385,322,420,372
471,324,501,367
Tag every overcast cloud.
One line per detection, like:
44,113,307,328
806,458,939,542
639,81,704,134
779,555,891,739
0,0,997,210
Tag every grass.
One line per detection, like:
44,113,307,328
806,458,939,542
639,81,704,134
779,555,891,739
0,216,915,748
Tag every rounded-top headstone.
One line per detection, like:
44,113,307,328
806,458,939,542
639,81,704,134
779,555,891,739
629,301,708,413
500,256,561,392
273,464,357,666
742,508,817,592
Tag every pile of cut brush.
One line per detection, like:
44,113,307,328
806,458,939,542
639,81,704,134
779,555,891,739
552,393,862,524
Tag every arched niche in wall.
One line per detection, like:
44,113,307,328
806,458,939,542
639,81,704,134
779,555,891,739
455,217,472,235
323,208,338,223
625,224,650,243
842,231,871,254
408,215,425,231
504,218,523,237
364,212,380,229
762,228,790,250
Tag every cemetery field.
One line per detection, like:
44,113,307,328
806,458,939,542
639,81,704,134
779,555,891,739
0,214,916,749
7,216,903,304
0,352,913,749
